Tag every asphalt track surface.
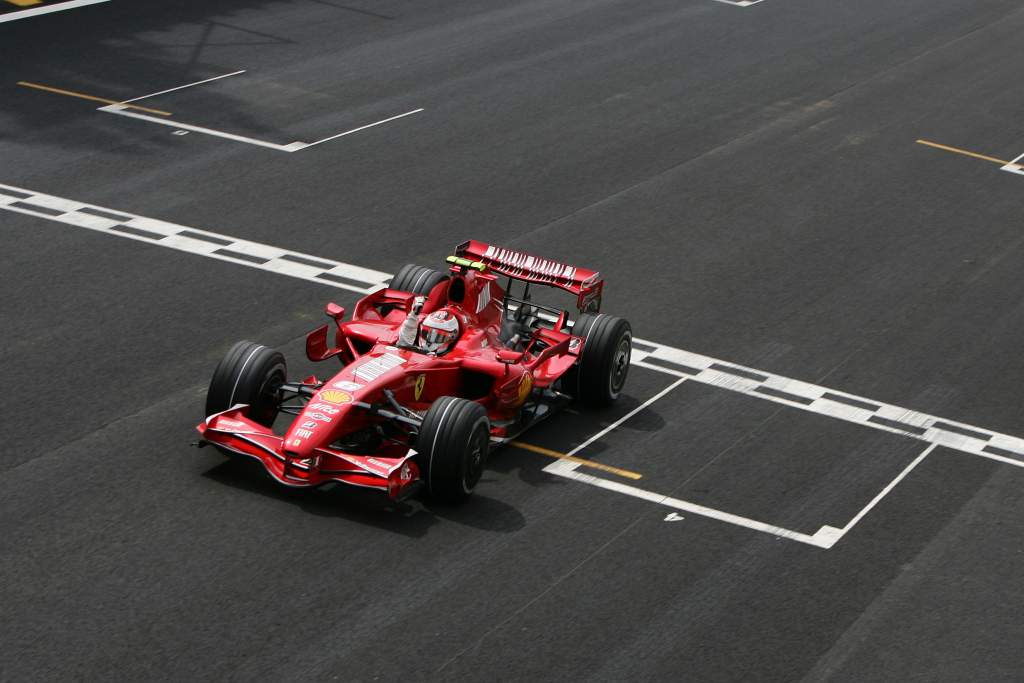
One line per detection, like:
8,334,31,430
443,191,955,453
4,0,1024,680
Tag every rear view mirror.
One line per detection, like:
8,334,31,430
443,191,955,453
325,302,346,322
497,349,524,364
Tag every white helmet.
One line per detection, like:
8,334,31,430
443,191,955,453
419,309,460,354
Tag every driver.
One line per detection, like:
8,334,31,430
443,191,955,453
418,308,460,354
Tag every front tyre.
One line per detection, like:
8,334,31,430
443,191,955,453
567,313,632,408
205,341,287,427
416,397,490,503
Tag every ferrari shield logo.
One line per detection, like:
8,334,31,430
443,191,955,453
517,373,534,404
414,373,426,401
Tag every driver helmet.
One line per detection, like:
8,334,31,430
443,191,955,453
419,308,460,354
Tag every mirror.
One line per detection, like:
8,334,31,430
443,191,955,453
325,302,346,322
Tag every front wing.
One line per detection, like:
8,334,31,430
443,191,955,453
196,407,420,498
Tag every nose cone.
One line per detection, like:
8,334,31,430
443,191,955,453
282,347,419,457
282,387,355,457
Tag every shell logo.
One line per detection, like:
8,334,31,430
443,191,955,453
319,390,353,404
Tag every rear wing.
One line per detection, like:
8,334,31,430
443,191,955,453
452,239,603,312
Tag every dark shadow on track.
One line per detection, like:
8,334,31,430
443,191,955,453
203,456,526,535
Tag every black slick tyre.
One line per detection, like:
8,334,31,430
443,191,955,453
416,397,490,503
566,313,632,408
390,264,448,296
205,341,287,427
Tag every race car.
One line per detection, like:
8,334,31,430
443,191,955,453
195,240,632,502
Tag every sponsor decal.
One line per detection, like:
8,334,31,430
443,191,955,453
476,282,491,313
319,390,352,404
291,438,302,447
332,380,363,391
216,418,246,429
309,403,340,414
414,373,426,401
301,421,317,429
353,353,406,382
400,463,412,481
365,457,394,475
295,428,314,439
308,412,332,422
517,373,534,404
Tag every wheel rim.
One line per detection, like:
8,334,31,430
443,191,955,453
609,335,631,396
253,368,285,424
463,425,488,491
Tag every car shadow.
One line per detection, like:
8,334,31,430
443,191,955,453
202,456,526,536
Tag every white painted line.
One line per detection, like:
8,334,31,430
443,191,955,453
118,70,246,104
297,109,425,150
556,467,829,548
96,103,422,153
710,0,764,6
97,104,306,152
549,427,938,549
1000,151,1024,176
546,378,686,469
832,443,936,538
0,0,109,23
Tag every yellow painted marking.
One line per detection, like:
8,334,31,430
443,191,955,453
6,0,43,6
16,81,173,116
916,139,1013,166
509,440,642,480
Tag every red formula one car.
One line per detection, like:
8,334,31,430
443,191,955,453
196,240,632,502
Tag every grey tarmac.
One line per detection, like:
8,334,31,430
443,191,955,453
3,0,1024,680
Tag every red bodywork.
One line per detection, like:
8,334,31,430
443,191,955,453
196,242,603,499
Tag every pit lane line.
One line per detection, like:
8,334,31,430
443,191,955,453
4,180,1024,471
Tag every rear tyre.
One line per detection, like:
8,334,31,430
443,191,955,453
205,341,287,427
390,264,448,296
565,313,632,408
416,397,490,503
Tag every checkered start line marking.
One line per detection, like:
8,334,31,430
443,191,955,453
5,181,1024,547
0,183,391,294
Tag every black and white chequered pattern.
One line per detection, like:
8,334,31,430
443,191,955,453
628,344,1024,465
0,183,391,294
